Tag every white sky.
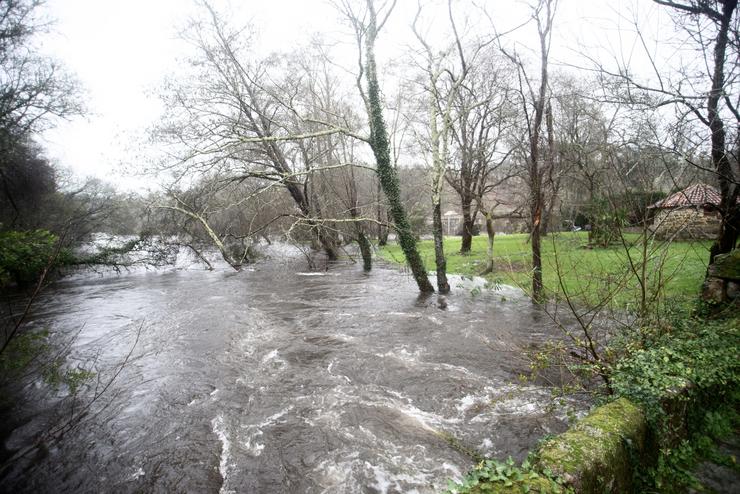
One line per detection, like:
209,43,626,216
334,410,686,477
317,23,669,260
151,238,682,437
36,0,671,191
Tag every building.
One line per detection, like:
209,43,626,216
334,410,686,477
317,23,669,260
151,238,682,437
649,183,723,240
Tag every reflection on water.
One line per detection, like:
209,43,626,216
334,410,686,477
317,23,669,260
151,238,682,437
3,251,587,493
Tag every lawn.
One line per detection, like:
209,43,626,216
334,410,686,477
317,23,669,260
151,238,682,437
378,232,712,308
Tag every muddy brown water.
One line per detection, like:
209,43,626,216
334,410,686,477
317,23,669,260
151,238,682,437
2,248,587,493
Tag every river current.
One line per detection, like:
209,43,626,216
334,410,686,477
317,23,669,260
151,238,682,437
3,246,586,493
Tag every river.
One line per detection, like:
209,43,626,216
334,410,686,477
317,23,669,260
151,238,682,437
2,247,587,493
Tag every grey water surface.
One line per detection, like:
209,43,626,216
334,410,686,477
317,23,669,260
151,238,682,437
4,251,587,493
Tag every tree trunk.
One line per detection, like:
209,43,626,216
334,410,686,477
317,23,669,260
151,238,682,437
707,0,739,264
531,196,545,301
285,181,339,261
350,202,372,271
378,214,389,246
365,1,434,293
317,228,339,261
432,202,450,293
480,212,496,275
357,230,373,271
460,200,474,254
525,0,554,303
161,204,241,271
376,178,388,246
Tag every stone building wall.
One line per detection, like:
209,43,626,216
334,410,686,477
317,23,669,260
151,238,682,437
652,207,720,240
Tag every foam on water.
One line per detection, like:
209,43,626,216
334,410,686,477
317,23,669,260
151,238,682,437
239,406,294,456
211,415,235,494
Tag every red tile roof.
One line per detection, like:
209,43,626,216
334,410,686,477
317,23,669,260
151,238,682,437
650,183,722,209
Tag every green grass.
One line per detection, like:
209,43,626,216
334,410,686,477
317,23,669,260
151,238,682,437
379,232,711,308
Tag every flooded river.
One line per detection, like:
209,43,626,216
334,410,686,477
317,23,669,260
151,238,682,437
3,249,586,493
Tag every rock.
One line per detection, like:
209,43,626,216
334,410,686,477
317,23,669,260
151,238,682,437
708,249,740,281
728,281,740,300
536,398,647,493
688,434,740,494
702,277,726,303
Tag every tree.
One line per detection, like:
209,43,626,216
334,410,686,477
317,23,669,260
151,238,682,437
446,49,515,255
410,0,473,293
0,0,82,231
0,0,82,139
156,3,369,262
340,0,435,293
500,0,557,302
588,0,738,266
551,75,615,244
654,0,739,262
0,138,55,228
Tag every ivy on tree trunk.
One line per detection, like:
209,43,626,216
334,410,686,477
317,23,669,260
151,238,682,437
364,1,434,293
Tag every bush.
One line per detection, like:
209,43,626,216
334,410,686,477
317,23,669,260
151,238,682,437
0,229,60,287
611,316,740,492
620,191,667,225
588,198,627,247
408,214,429,237
611,318,739,424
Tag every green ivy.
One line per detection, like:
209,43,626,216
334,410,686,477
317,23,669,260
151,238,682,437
611,316,740,492
611,318,739,424
446,457,573,494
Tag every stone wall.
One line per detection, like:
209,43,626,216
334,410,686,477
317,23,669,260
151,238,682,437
652,207,720,240
702,249,740,305
536,398,647,493
466,398,648,493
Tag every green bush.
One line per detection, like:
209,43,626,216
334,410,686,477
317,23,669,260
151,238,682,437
611,318,739,424
587,198,627,247
0,229,60,287
619,191,666,225
445,457,571,493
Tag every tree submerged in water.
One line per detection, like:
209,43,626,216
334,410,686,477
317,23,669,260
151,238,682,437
340,0,434,293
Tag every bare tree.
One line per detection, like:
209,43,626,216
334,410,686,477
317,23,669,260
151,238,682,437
500,0,558,302
446,49,516,255
0,0,83,231
410,0,475,293
654,0,739,262
0,0,83,139
156,3,370,262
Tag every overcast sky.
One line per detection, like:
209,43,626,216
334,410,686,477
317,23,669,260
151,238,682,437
36,0,670,191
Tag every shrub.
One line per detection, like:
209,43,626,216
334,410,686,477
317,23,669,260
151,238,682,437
611,316,740,492
0,230,60,287
587,198,627,247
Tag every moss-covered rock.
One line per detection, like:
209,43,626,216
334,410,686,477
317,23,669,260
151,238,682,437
708,249,740,280
535,398,646,493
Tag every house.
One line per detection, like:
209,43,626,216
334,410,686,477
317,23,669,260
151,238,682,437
649,183,723,240
439,210,485,236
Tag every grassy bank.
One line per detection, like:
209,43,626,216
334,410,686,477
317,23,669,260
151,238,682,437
379,232,711,307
